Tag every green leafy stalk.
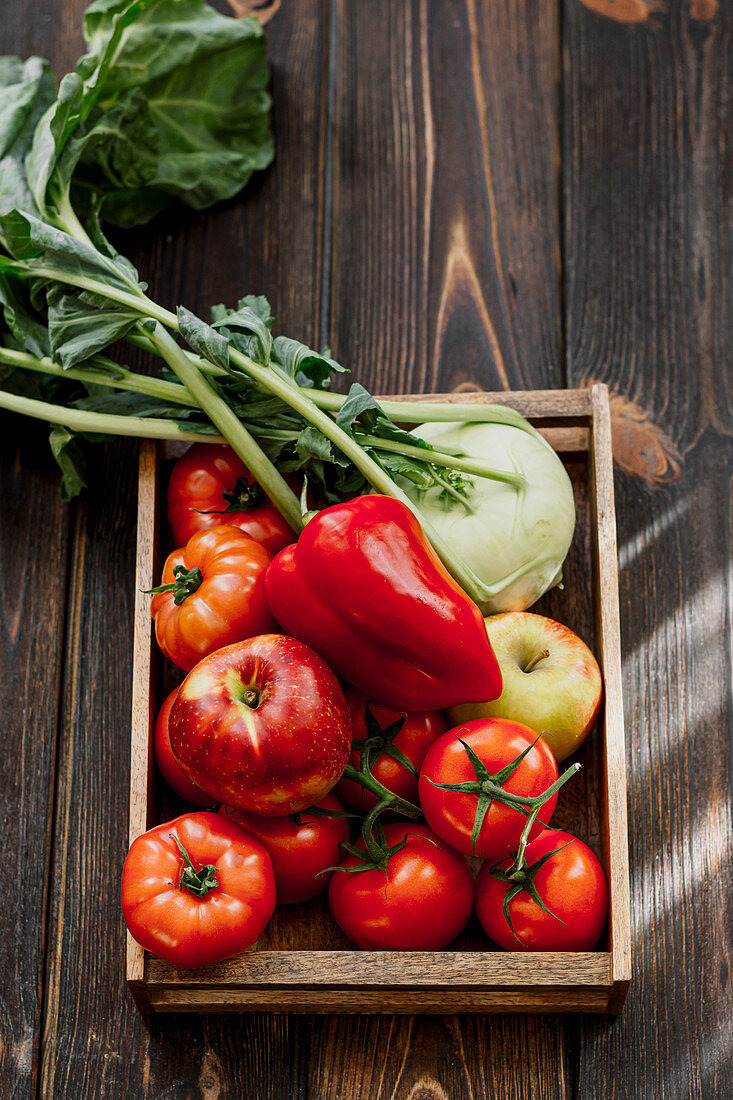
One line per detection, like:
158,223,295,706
147,324,303,531
0,0,547,607
0,384,218,442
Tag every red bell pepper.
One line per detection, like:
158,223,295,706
265,495,502,711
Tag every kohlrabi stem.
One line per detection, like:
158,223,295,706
354,432,525,489
0,345,195,406
147,324,303,532
52,190,99,253
0,387,218,442
303,389,548,439
429,467,475,509
223,344,491,599
3,258,511,599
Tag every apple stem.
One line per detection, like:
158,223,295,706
523,648,550,674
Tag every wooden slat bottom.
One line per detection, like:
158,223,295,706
145,987,619,1014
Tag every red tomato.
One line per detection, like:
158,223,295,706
167,442,296,554
169,634,352,815
153,687,212,805
475,829,609,950
328,823,474,950
335,689,447,811
418,719,559,859
219,792,349,903
121,812,276,968
150,524,278,671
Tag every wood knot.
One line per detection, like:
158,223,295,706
578,0,667,24
198,1049,224,1100
227,0,281,24
585,380,682,485
406,1083,449,1100
452,381,482,394
689,0,717,20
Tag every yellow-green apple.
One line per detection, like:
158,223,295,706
447,613,602,761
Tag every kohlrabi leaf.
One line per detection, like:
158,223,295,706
295,426,335,463
336,381,432,448
271,335,347,389
66,0,274,227
47,285,143,368
177,305,230,370
25,0,151,214
48,425,88,500
211,295,273,365
0,270,51,357
0,209,142,296
0,56,56,217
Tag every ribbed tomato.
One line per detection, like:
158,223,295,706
150,524,277,671
167,442,296,554
121,812,276,968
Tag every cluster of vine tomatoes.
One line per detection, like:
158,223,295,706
121,443,609,969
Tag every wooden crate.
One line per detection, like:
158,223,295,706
127,384,631,1014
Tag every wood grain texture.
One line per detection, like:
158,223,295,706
0,422,69,1100
327,0,563,395
0,0,729,1094
563,0,733,1096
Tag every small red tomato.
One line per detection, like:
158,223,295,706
169,634,352,815
418,719,559,859
121,812,276,968
328,823,474,950
219,792,349,904
336,689,447,811
153,687,212,805
150,524,278,671
167,442,296,554
475,829,609,951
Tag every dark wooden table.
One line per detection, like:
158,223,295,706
2,1,731,1096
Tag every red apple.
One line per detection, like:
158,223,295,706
169,634,352,814
447,613,602,762
153,686,213,806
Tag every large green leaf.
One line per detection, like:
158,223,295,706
48,285,143,368
47,0,275,227
0,209,143,294
0,56,56,217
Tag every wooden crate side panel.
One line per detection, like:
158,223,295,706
126,440,160,996
589,385,632,992
382,389,592,418
129,390,629,1013
145,951,611,989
